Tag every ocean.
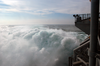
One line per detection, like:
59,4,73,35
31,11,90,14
0,25,87,66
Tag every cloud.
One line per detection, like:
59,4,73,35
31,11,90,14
0,8,2,11
5,8,20,12
0,19,74,25
0,0,91,15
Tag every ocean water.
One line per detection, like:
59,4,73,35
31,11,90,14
0,25,87,66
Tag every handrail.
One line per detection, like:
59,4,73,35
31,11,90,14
74,40,90,51
80,35,90,45
73,13,100,22
69,35,100,66
77,56,89,66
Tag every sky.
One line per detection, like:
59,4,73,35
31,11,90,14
0,0,91,25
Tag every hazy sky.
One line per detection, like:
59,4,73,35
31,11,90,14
0,0,91,25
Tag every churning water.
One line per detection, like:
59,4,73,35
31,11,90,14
0,25,87,66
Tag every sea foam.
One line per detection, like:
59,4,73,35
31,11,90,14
0,25,87,66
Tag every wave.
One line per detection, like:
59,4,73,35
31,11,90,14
0,25,87,66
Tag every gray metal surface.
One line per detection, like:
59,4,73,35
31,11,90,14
89,0,99,66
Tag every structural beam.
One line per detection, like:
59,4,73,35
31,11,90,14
89,0,99,66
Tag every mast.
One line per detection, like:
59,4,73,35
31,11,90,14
89,0,99,66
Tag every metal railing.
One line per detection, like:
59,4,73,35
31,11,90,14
69,35,100,66
73,13,100,22
69,36,90,66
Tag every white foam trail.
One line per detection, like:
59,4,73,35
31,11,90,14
0,25,87,66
